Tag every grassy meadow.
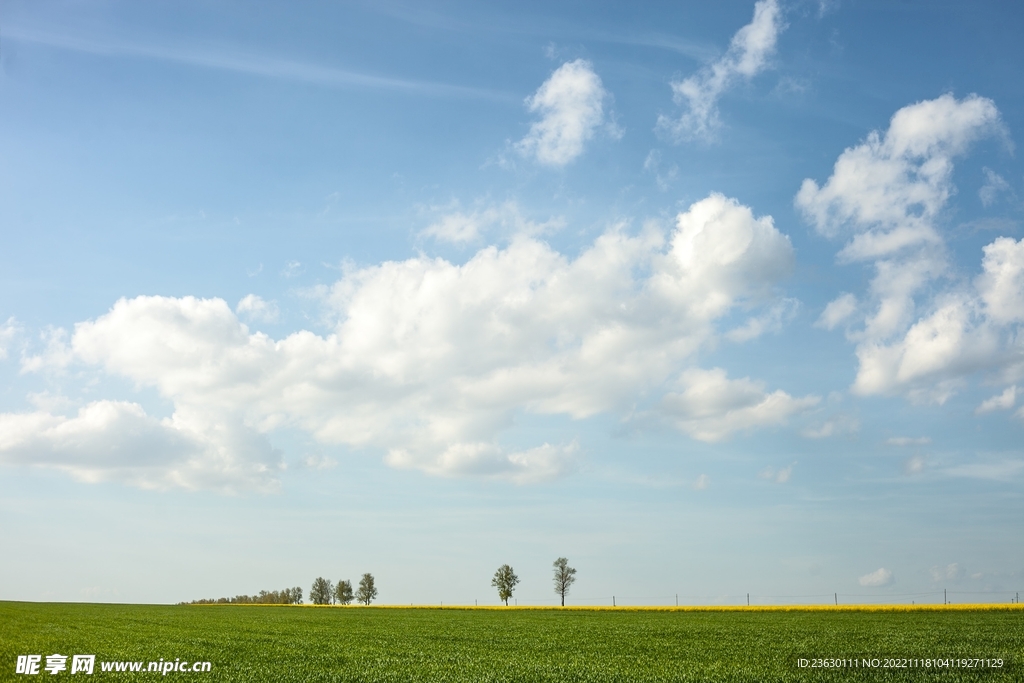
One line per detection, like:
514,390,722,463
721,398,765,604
1,601,1022,682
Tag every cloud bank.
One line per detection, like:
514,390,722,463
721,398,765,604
798,94,1023,404
4,194,812,491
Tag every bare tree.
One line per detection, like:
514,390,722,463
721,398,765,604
310,577,333,605
552,557,577,607
335,579,354,605
356,573,377,605
491,564,519,606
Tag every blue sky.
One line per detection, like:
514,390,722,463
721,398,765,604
1,0,1022,606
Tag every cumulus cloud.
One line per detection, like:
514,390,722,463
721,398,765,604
422,201,565,244
5,193,805,490
657,0,783,141
0,401,280,492
516,59,612,166
660,368,818,442
796,94,1022,403
236,294,279,324
858,567,893,587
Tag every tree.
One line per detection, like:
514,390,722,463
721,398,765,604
491,564,519,606
310,577,333,605
552,557,577,607
335,579,354,605
356,573,377,605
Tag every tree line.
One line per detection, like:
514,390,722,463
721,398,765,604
182,557,576,607
181,573,377,606
181,587,303,605
309,573,377,605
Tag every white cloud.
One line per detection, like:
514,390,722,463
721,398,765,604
516,59,611,166
816,293,857,330
692,474,710,490
0,401,280,492
977,236,1024,325
797,93,1001,255
887,436,931,446
801,414,859,439
903,455,926,475
725,298,799,342
643,149,679,191
758,462,795,483
236,294,279,324
796,95,1022,403
20,327,74,373
657,0,783,141
298,454,337,470
975,385,1017,414
660,368,818,442
944,459,1024,481
281,260,302,278
7,193,805,490
8,26,508,101
422,201,565,244
930,563,965,582
858,567,893,587
0,317,20,360
979,167,1011,207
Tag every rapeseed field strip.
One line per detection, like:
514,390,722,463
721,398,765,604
216,602,1024,612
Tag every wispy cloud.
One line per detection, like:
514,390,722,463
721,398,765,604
758,462,795,483
858,567,893,587
657,0,784,141
801,413,859,439
979,168,1011,207
944,459,1024,481
0,318,21,361
7,26,512,101
421,200,565,244
887,436,931,446
975,386,1017,414
236,295,280,324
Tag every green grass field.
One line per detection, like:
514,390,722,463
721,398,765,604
2,602,1022,682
